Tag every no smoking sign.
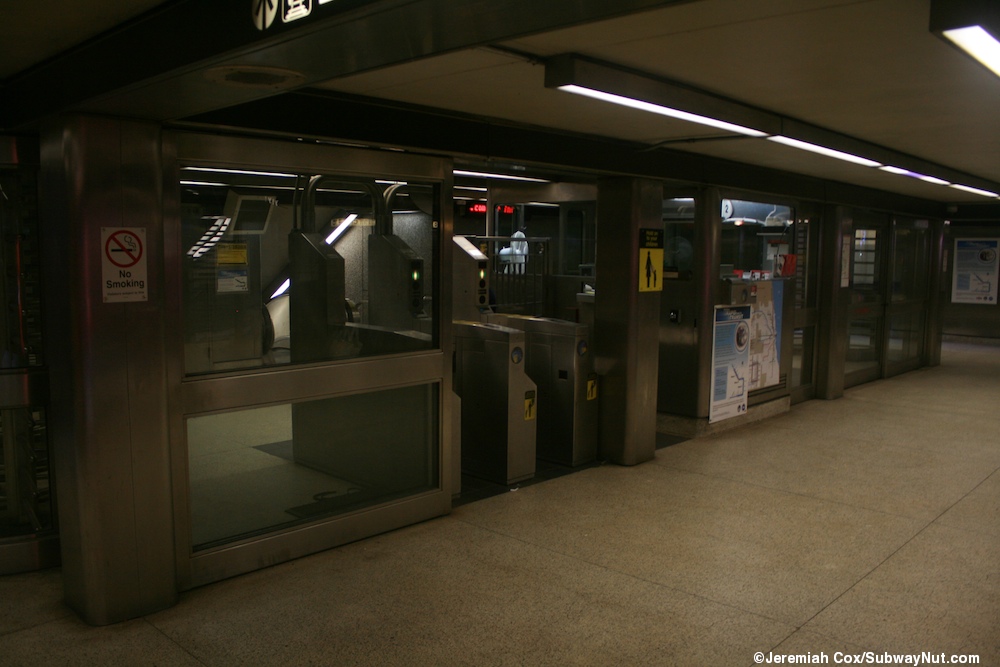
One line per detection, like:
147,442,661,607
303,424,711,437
101,228,148,302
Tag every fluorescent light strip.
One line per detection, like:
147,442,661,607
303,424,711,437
271,278,291,299
943,26,1000,78
879,166,952,185
325,213,359,244
949,183,1000,198
558,84,768,138
767,136,882,167
454,170,549,183
181,167,297,178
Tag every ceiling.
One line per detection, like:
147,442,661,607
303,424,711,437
3,0,1000,205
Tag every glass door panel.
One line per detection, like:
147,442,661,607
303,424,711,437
790,327,815,388
884,218,931,375
845,214,888,387
188,384,439,551
845,315,882,378
170,133,450,589
789,205,820,403
886,310,925,365
181,172,437,375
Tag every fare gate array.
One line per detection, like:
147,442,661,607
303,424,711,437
485,314,598,467
453,314,598,488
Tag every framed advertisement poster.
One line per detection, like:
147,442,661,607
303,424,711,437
952,239,998,305
710,305,752,423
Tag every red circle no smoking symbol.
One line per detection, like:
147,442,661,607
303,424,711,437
105,230,143,268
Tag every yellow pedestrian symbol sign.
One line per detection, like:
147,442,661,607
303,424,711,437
524,390,537,421
638,228,664,293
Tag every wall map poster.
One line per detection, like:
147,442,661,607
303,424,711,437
748,280,783,391
710,305,751,423
952,238,998,305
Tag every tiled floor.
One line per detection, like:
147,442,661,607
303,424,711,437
2,340,998,665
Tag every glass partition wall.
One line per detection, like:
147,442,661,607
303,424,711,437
843,210,933,387
169,134,451,588
718,198,799,403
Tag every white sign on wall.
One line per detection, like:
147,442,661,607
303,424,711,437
102,228,148,303
709,305,752,423
952,238,998,305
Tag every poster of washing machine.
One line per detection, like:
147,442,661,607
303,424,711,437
709,305,752,423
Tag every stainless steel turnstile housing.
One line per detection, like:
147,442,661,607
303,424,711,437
453,321,536,484
486,314,598,466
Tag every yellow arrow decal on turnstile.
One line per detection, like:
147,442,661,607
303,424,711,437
524,390,536,421
587,376,598,401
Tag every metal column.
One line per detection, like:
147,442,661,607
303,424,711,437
593,178,662,465
41,116,176,625
815,205,851,399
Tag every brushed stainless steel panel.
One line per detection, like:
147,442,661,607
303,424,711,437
0,534,60,575
184,489,449,590
594,177,661,465
181,351,444,414
119,120,177,616
815,205,852,399
41,115,176,625
696,188,722,418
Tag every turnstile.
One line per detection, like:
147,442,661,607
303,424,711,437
485,314,598,466
453,321,537,485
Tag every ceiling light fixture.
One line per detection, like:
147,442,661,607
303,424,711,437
454,170,549,183
942,26,1000,77
767,136,882,168
545,53,1000,201
545,54,777,139
879,166,952,185
557,84,768,137
930,0,1000,78
949,183,1000,198
181,166,297,178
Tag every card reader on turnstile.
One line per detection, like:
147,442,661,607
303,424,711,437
452,236,491,321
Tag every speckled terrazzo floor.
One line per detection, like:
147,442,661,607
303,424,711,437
2,340,998,666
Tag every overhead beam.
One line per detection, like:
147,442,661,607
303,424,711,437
1,0,694,129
